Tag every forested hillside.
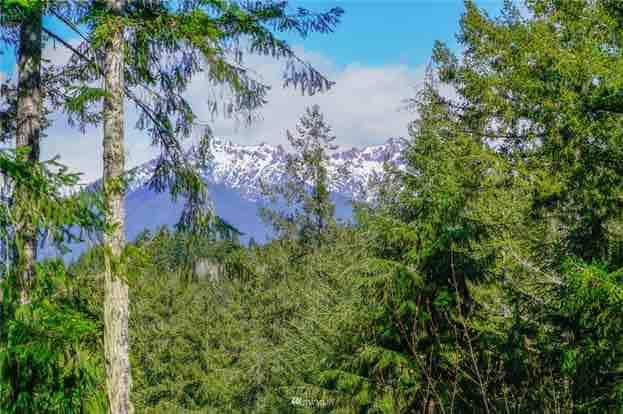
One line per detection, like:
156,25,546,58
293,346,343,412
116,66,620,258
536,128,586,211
2,1,623,413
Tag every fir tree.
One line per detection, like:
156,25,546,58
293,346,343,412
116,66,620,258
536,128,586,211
261,104,343,248
74,2,343,410
13,1,42,304
98,1,132,411
4,1,344,410
0,148,105,412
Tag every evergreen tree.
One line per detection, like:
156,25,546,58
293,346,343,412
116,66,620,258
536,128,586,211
0,0,95,302
434,0,623,264
0,149,105,412
13,1,42,304
98,1,132,411
5,1,344,410
74,2,342,410
261,104,343,248
283,1,623,410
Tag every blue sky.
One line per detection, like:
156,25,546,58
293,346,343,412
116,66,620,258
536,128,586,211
0,1,505,181
2,1,503,74
284,1,502,68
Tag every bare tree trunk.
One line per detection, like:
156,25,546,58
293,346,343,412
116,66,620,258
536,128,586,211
425,397,436,414
15,4,42,304
102,1,133,412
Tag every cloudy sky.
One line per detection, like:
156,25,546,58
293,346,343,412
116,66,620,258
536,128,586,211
0,1,503,182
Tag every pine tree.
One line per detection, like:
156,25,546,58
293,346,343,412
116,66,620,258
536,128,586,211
0,0,44,304
99,1,132,412
70,2,343,410
13,1,42,304
0,145,105,412
0,0,96,300
261,104,343,248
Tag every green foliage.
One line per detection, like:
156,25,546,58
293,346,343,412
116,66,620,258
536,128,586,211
261,105,343,249
0,0,42,26
0,148,103,279
282,92,524,411
6,1,623,413
0,150,104,412
1,1,344,411
505,258,623,411
0,261,105,413
558,260,623,409
437,0,623,263
63,86,108,128
64,0,344,235
65,229,313,413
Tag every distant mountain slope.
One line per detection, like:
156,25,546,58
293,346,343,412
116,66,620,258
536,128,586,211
50,138,406,258
127,137,407,199
123,137,407,243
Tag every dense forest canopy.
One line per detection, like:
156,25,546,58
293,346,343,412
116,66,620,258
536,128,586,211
2,0,623,413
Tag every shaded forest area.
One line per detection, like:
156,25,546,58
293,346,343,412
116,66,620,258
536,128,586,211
2,1,623,413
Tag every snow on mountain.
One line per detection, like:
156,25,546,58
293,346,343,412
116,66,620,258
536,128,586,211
45,138,407,260
124,137,408,203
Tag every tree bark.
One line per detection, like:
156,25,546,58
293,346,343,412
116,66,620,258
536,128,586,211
15,4,42,304
102,1,133,412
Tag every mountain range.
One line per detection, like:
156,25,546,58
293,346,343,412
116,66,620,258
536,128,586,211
123,137,407,243
52,137,407,258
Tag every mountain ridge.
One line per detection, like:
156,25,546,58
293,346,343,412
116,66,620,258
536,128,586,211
122,137,408,204
59,137,408,257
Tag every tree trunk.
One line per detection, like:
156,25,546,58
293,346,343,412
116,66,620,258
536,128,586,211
15,4,42,304
102,1,133,412
425,398,436,414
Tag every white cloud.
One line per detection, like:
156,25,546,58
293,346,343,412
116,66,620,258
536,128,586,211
43,40,75,66
192,47,423,149
41,40,161,182
39,45,423,183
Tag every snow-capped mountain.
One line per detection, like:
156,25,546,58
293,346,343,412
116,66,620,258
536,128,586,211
125,137,407,203
85,137,407,250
